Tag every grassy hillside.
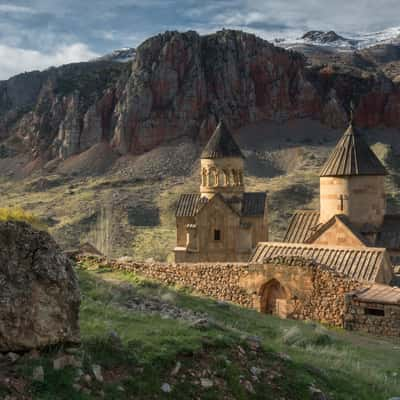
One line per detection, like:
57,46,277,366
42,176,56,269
1,119,400,260
2,261,399,400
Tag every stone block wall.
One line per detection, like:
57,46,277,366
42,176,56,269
242,258,362,327
344,298,400,337
81,256,365,328
293,268,362,326
99,259,255,308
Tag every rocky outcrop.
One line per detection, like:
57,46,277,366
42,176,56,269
0,221,80,351
1,30,400,172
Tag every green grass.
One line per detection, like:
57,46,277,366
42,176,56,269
9,263,399,400
0,207,47,230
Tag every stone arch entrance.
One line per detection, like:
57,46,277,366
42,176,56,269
260,279,289,318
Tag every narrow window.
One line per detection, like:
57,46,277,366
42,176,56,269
365,308,384,317
339,194,344,211
214,229,221,241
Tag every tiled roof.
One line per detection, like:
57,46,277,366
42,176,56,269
375,215,400,250
320,123,387,177
283,210,321,243
249,242,388,283
175,194,205,217
352,284,400,305
176,192,267,217
305,214,369,246
201,120,244,159
242,192,267,217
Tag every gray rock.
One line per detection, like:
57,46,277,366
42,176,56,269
243,380,255,394
92,364,104,383
200,378,213,388
161,383,172,393
171,361,181,376
72,384,82,392
7,352,20,363
309,385,328,400
32,366,44,382
190,318,211,330
53,355,81,370
0,221,80,352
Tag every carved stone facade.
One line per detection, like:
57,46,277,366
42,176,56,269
174,121,268,262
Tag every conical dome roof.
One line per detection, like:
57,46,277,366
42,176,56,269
320,122,387,177
201,121,244,159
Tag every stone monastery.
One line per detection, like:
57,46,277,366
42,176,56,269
173,119,400,336
174,120,268,263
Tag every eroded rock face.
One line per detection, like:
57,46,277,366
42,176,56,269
1,29,400,171
0,221,80,351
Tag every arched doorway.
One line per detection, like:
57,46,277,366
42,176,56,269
260,279,289,318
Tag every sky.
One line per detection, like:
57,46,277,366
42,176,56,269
0,0,400,80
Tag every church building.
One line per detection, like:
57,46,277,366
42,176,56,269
174,121,268,262
284,118,400,267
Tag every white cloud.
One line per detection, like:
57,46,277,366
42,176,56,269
0,4,36,14
0,43,99,80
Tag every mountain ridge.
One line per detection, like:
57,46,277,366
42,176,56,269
0,28,399,179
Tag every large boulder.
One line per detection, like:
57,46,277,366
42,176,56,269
0,221,80,351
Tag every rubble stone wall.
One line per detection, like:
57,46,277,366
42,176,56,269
83,257,364,327
294,268,362,326
102,259,255,308
344,299,400,337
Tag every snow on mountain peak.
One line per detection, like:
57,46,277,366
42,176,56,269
276,26,400,52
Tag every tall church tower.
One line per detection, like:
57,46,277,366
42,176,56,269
319,120,388,229
200,120,245,201
174,120,268,263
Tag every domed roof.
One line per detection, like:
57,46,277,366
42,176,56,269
201,121,244,159
320,122,387,177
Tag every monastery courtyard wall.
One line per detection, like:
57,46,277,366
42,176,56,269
81,257,366,328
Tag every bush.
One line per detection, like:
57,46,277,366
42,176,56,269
282,326,305,346
0,207,46,231
282,325,334,348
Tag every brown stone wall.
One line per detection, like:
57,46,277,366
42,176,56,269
344,299,400,337
174,194,256,263
295,268,362,326
242,261,362,327
176,216,195,247
102,259,255,307
242,215,269,248
86,257,366,328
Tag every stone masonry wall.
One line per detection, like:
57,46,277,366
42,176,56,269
344,299,400,337
80,256,365,328
96,258,255,308
293,268,362,326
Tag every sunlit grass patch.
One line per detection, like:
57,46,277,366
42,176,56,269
0,207,47,230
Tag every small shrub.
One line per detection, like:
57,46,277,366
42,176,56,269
0,207,46,231
282,326,305,346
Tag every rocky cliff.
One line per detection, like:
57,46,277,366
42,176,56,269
1,29,399,172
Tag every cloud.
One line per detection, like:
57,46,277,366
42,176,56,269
0,4,36,14
1,0,400,79
0,43,99,80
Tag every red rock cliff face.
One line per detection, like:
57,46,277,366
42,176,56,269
1,30,400,165
110,30,400,155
